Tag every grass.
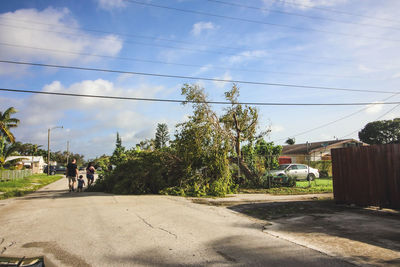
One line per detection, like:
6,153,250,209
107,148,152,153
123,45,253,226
0,173,62,200
239,178,333,195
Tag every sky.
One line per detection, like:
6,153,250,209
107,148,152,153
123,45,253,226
0,0,400,159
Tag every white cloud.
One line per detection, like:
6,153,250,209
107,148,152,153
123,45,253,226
271,124,284,133
12,79,172,157
0,7,123,74
227,50,269,64
358,64,375,73
264,0,348,10
213,72,232,88
96,0,127,10
392,72,400,79
365,102,383,114
191,21,217,36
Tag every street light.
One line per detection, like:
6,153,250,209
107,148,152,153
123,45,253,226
47,126,63,175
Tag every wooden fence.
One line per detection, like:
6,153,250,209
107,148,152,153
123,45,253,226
0,169,33,180
332,144,400,209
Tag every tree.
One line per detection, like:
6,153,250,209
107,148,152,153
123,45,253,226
136,139,155,151
220,84,262,184
154,123,170,149
174,84,233,196
0,136,19,167
285,138,295,145
0,107,19,143
110,132,127,166
241,139,282,180
358,118,400,145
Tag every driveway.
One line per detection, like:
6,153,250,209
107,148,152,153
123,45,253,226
194,194,400,266
0,178,352,266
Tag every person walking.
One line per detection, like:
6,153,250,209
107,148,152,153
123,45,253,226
86,162,95,187
66,158,78,192
77,175,85,192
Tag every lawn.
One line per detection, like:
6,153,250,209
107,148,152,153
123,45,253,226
0,173,63,200
240,178,333,195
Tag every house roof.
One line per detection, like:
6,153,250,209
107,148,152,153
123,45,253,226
5,156,44,163
281,139,363,155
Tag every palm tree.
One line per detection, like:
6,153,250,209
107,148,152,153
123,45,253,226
0,107,20,143
0,136,20,167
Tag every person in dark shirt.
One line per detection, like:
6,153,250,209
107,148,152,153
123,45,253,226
66,158,78,192
77,175,85,192
86,162,95,187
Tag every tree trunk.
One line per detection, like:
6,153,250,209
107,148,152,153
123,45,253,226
230,157,259,185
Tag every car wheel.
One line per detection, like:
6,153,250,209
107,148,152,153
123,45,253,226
51,171,55,175
307,173,315,181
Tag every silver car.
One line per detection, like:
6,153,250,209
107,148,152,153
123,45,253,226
269,164,319,181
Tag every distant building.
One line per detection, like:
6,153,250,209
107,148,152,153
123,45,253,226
281,139,367,163
5,156,45,174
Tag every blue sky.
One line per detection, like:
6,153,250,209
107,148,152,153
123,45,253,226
0,0,399,159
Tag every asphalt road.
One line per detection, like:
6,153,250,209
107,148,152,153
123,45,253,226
0,176,353,266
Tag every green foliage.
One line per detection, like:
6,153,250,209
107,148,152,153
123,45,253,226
92,154,110,170
0,136,19,167
110,132,127,166
239,178,333,195
135,139,154,151
359,118,400,144
0,174,62,200
310,160,332,177
154,123,170,149
90,150,182,194
174,84,234,196
50,151,85,166
0,107,19,143
94,84,237,197
241,139,282,184
92,84,280,197
285,137,295,145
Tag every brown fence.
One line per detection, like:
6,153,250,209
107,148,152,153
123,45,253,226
332,144,400,209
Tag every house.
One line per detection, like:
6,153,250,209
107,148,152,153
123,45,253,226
281,139,367,163
5,156,46,174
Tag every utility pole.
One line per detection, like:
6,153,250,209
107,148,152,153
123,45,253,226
47,128,50,176
66,141,70,165
237,153,240,179
306,141,311,187
47,126,63,175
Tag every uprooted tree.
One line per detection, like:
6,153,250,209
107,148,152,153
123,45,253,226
91,83,281,196
220,84,262,185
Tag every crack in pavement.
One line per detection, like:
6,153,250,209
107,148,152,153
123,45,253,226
135,213,178,239
1,240,16,255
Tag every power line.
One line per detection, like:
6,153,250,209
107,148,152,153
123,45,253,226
274,93,400,142
207,0,400,31
2,87,400,106
0,22,351,65
0,17,244,52
0,59,394,94
340,103,400,138
268,0,400,24
124,0,400,43
0,42,359,79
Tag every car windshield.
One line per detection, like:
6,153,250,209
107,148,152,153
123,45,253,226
274,164,290,170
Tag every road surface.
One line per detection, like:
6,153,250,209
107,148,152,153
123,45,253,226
0,176,353,266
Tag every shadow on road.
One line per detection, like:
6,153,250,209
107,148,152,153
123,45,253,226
228,200,400,255
18,188,112,200
105,235,353,266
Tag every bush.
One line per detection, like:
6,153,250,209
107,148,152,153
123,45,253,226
310,160,332,177
90,149,237,197
90,150,181,194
